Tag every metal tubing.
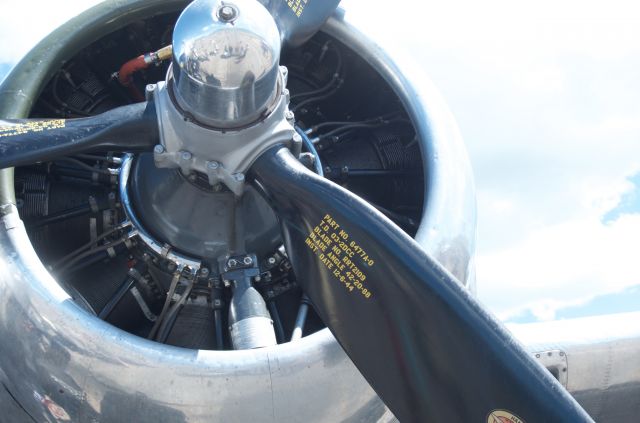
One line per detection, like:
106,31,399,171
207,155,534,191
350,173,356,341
268,300,286,344
99,277,136,320
27,204,93,228
291,295,310,341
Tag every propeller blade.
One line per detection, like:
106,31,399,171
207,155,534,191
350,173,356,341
250,146,593,423
258,0,341,47
0,101,158,169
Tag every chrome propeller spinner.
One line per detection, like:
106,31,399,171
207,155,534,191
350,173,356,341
150,0,299,195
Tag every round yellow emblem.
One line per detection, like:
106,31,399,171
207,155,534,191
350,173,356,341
487,410,525,423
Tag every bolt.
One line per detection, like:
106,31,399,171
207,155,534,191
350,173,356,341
154,145,165,154
228,258,238,268
181,151,192,161
243,256,253,265
285,110,295,120
146,84,156,92
218,5,237,21
233,173,245,182
207,161,220,170
267,257,276,265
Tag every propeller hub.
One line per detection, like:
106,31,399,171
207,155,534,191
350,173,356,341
171,0,281,128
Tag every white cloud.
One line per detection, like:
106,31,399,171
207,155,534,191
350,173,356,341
478,213,640,319
342,0,640,317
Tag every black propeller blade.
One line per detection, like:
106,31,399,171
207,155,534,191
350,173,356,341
250,146,593,423
258,0,341,46
0,101,157,169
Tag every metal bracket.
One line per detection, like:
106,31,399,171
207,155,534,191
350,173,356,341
533,349,568,387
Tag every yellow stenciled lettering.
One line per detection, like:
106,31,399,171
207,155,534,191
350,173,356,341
305,215,374,300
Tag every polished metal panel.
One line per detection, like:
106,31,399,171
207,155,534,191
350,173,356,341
172,0,281,128
531,349,569,387
509,313,640,422
0,0,477,422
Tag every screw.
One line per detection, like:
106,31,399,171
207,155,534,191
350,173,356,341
154,145,165,154
219,5,237,21
228,258,238,268
243,256,253,265
181,151,192,161
267,257,276,265
207,161,220,170
146,84,156,92
285,110,295,120
233,173,245,182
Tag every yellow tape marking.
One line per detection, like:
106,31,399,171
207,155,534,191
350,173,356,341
0,119,66,138
305,214,374,299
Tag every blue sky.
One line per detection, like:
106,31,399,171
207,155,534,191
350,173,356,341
3,0,640,323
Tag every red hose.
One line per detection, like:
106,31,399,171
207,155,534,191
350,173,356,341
118,55,148,102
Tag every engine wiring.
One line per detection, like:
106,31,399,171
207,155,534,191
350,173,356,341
50,221,132,271
295,125,324,176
